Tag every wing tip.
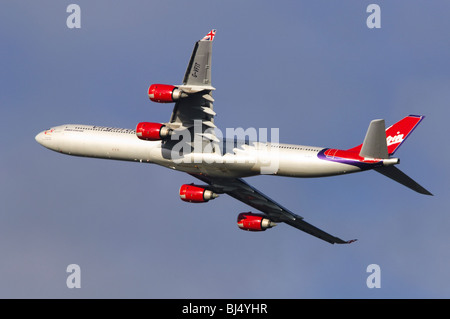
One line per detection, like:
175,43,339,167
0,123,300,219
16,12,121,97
335,238,358,245
201,29,217,41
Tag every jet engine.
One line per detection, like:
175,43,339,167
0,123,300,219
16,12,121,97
148,84,186,103
136,122,172,141
237,212,276,231
179,184,219,203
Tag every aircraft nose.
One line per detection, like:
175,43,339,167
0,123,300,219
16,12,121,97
35,129,54,149
35,131,45,145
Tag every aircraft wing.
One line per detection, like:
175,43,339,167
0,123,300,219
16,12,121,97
190,173,356,244
167,29,218,143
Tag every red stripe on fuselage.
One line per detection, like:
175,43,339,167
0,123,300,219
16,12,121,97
324,149,381,163
320,148,383,170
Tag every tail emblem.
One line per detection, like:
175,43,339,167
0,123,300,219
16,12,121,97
386,132,404,146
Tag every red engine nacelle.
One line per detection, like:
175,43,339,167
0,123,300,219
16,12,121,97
179,184,219,203
136,122,172,141
148,84,185,103
237,212,276,232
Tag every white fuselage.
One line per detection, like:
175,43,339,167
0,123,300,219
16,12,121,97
35,124,361,178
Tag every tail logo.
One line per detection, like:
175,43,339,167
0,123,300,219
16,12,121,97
386,132,404,146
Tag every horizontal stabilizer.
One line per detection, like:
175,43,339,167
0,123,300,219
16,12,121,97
375,166,433,196
360,119,389,159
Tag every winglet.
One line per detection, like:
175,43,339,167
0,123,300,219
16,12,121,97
183,30,216,86
202,29,217,41
335,238,357,245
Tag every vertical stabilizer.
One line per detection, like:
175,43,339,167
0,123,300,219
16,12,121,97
346,115,431,195
385,115,424,156
347,115,425,157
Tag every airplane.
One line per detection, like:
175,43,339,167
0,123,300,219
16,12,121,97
35,29,432,244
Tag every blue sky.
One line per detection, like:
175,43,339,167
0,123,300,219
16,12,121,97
1,1,449,298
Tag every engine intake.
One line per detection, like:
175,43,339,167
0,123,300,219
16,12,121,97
136,122,172,141
148,84,186,103
237,212,276,231
179,184,219,203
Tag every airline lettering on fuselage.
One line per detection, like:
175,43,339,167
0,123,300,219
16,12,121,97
64,126,135,134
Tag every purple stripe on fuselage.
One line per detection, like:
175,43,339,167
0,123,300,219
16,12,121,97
317,148,383,171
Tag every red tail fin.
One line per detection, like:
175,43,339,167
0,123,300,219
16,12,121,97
347,115,425,156
385,115,424,155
